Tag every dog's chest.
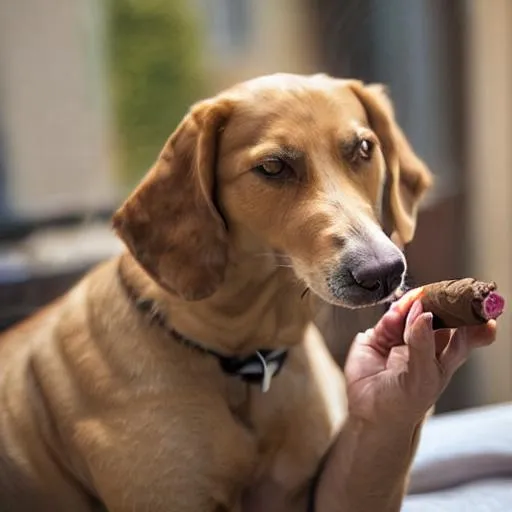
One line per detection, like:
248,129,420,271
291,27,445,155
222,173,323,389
227,327,347,503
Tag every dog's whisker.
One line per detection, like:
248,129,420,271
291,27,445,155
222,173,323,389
250,253,294,269
252,252,289,260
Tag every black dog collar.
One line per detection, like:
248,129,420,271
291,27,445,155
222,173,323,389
218,348,288,393
118,265,288,393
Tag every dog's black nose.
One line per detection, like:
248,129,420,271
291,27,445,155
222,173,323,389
351,256,405,298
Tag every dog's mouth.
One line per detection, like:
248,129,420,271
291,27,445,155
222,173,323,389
382,273,416,310
276,252,411,309
297,273,405,309
321,264,406,309
333,284,405,309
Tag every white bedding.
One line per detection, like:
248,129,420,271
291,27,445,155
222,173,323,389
403,402,512,511
404,478,512,511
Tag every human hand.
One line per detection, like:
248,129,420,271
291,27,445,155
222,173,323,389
344,290,497,426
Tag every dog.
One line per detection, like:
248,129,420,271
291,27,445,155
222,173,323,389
0,73,432,511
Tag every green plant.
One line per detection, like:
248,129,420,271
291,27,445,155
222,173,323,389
107,0,204,185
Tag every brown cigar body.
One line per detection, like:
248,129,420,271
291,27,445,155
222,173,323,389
419,278,504,329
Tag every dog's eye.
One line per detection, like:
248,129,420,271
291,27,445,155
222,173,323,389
358,139,374,160
255,159,289,178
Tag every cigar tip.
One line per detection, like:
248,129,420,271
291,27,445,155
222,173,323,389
481,291,505,320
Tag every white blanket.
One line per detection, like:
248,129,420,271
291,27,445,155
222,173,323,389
404,478,512,511
403,402,512,511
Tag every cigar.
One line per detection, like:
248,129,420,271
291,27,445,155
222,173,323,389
419,278,505,329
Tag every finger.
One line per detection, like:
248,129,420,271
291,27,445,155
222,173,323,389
387,345,409,373
404,310,436,362
438,329,469,375
354,331,371,345
389,287,424,315
370,310,407,353
368,297,426,357
440,321,497,374
464,320,497,348
404,299,425,335
372,294,423,347
434,328,453,357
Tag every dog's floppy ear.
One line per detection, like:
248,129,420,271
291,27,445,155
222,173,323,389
113,98,232,301
350,82,433,246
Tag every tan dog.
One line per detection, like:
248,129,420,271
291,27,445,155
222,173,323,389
0,74,432,511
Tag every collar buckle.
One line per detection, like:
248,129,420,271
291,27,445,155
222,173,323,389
257,351,279,393
220,349,288,392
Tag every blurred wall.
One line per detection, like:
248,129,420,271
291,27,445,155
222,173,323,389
196,0,317,92
0,0,115,219
465,0,512,406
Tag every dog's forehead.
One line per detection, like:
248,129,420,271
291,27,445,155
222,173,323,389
231,74,360,107
223,74,368,138
232,72,346,93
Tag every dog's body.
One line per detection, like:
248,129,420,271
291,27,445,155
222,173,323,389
0,255,344,511
0,74,431,511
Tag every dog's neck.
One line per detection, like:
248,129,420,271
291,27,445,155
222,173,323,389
119,249,311,355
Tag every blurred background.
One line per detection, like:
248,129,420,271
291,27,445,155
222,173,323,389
0,0,510,413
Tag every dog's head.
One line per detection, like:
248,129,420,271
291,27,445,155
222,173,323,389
113,74,432,307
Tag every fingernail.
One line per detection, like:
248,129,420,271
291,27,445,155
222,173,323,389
389,300,401,311
354,332,366,343
423,312,433,330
